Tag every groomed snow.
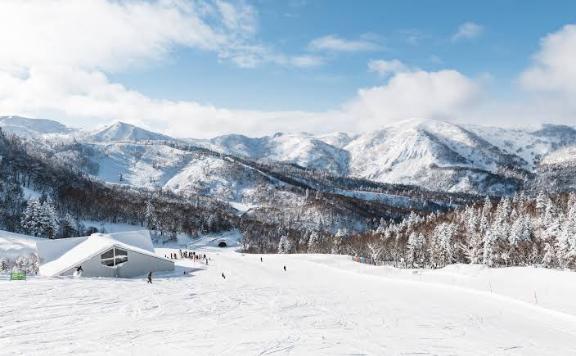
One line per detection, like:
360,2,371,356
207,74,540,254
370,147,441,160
2,238,576,355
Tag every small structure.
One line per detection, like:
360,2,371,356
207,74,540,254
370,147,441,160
37,231,174,278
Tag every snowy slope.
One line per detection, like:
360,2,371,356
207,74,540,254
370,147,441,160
194,132,350,175
541,145,576,167
88,142,190,187
465,124,576,169
341,119,525,194
3,243,576,355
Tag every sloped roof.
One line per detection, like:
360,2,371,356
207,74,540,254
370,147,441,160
40,233,171,277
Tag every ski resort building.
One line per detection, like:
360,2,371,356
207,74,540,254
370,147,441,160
37,231,174,278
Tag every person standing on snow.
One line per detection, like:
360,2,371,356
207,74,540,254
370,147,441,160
147,272,153,284
283,265,287,272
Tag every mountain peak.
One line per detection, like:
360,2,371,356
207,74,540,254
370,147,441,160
84,121,172,142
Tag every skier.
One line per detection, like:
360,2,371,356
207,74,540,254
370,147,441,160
74,266,83,278
221,272,226,279
260,257,263,262
147,272,153,284
283,265,287,272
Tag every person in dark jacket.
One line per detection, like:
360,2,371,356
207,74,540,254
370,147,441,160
221,273,226,279
147,272,153,284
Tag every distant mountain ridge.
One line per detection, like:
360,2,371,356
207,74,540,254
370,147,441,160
1,115,575,196
0,116,73,138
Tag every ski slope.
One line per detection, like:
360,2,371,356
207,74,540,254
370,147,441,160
2,246,576,355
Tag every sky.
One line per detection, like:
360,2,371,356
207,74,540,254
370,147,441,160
0,0,575,138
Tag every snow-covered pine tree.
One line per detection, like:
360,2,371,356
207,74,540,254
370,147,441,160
145,200,157,230
21,199,43,237
308,231,322,253
40,199,59,239
331,228,347,254
278,235,292,254
557,196,576,269
406,232,424,268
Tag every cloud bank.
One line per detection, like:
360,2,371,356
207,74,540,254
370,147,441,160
0,1,573,138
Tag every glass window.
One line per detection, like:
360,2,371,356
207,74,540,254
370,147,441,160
101,247,129,267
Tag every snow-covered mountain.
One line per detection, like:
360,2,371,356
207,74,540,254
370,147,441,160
82,121,173,142
201,119,576,195
191,132,350,175
0,116,73,138
3,116,576,196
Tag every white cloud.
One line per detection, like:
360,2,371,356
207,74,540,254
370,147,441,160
368,59,413,77
0,0,327,138
288,55,325,68
520,24,576,95
0,0,249,72
1,1,574,138
308,35,380,52
452,22,484,42
345,70,481,131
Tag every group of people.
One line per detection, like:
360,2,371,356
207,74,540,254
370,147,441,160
165,249,209,264
150,252,288,283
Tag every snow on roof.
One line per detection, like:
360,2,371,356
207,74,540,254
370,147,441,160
40,233,170,277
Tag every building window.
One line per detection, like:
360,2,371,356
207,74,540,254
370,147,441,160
101,248,128,267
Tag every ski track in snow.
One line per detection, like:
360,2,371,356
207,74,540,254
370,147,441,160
2,249,576,355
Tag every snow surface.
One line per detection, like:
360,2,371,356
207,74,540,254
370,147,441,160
2,232,576,355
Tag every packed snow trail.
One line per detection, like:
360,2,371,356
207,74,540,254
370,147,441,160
2,249,576,355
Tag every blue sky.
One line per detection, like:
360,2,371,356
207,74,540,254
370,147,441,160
0,0,575,137
110,0,576,111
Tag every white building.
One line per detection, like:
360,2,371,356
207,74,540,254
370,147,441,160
37,231,174,278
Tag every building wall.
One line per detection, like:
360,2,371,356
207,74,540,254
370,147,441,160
60,249,174,278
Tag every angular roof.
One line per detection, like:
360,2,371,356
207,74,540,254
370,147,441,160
39,233,171,277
